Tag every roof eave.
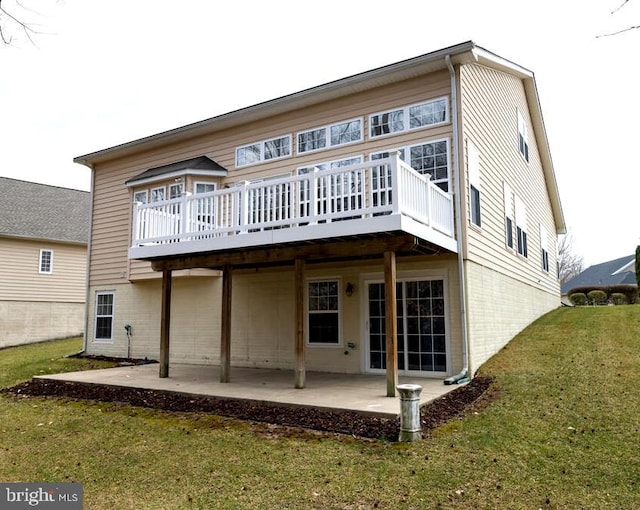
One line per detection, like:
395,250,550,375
524,77,566,235
0,233,88,246
74,41,478,167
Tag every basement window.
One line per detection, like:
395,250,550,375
307,280,341,346
95,292,115,342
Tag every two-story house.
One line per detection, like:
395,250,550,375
74,41,564,396
0,178,90,348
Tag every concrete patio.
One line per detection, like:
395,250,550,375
37,363,462,418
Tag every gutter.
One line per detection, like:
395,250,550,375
444,55,470,385
76,163,96,357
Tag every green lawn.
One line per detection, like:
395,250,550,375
1,308,639,509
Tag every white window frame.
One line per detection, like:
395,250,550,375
296,155,364,175
306,278,342,347
297,127,327,154
150,186,165,203
369,107,405,138
133,190,148,204
169,182,184,199
467,140,481,228
504,182,515,250
369,137,450,192
39,249,53,274
235,134,292,168
94,291,115,343
194,182,217,194
297,118,363,155
515,195,528,258
517,109,529,163
369,97,449,139
540,224,550,272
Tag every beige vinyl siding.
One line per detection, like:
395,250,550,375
0,237,86,302
90,71,453,284
459,63,559,295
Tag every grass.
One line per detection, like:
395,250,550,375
1,308,639,509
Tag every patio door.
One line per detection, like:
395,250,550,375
367,278,447,374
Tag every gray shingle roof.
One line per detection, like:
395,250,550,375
125,156,227,185
0,177,90,244
561,254,636,294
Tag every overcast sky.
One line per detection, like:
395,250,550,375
1,0,638,266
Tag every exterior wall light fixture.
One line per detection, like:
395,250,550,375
345,282,355,297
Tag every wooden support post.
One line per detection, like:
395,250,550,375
294,258,306,389
220,264,232,383
159,269,172,378
384,251,398,397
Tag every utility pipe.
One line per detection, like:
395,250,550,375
444,54,470,385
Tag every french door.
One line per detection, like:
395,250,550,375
367,279,447,374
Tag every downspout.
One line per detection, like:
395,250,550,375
444,54,470,385
67,163,95,358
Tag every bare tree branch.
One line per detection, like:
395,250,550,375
0,0,44,45
611,0,631,14
596,0,638,38
596,25,640,37
558,233,585,285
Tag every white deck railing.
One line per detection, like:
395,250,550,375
131,154,455,249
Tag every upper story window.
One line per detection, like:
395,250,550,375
370,109,404,137
540,224,550,272
467,140,481,228
369,97,448,139
370,138,450,192
297,118,362,155
296,156,364,218
193,182,217,227
504,183,514,250
517,109,529,162
236,134,292,167
298,128,326,153
151,186,165,203
297,155,363,174
169,182,184,199
195,182,216,194
133,190,148,204
39,249,53,274
515,196,528,258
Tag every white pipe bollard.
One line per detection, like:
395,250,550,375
397,384,423,442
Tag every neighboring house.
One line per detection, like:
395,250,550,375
561,254,636,299
0,178,90,348
73,41,565,394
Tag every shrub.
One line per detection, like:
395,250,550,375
567,284,638,305
611,293,628,305
569,293,587,306
587,290,608,305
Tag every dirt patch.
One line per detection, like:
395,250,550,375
3,376,494,441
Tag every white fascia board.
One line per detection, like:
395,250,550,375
125,169,227,188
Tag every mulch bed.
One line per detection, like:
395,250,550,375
2,375,494,441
